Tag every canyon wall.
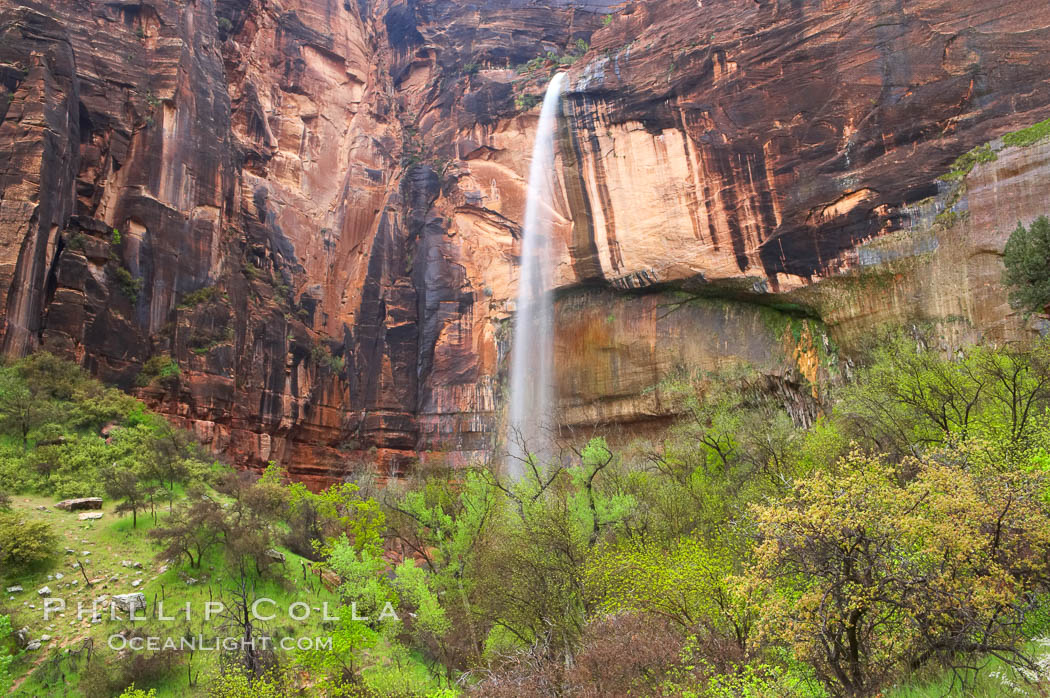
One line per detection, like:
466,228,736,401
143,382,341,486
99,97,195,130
1,0,1049,481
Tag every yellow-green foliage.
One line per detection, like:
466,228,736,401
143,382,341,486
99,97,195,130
743,446,1050,696
583,536,738,632
935,117,1050,186
0,512,57,574
205,667,286,698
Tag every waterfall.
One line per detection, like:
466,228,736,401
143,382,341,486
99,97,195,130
506,72,566,477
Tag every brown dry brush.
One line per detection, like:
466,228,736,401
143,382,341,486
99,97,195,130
466,613,694,698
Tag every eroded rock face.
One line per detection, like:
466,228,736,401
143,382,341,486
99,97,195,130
1,0,1049,481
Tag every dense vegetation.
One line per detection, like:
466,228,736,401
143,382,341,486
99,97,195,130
1003,215,1050,314
5,333,1050,696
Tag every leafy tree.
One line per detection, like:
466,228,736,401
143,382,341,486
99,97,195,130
308,535,399,687
0,353,164,497
470,439,636,661
0,366,50,448
152,467,288,579
838,332,987,456
150,423,198,507
45,433,112,498
393,557,451,652
284,480,385,560
638,369,806,542
383,468,498,675
31,423,68,481
103,463,148,528
149,487,225,568
17,351,88,399
1003,215,1050,313
327,538,396,621
297,602,381,688
215,466,288,576
743,446,1050,697
838,331,1050,458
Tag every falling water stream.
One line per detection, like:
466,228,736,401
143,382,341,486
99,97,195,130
506,72,566,477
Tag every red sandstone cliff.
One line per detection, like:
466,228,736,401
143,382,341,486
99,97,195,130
1,0,1049,481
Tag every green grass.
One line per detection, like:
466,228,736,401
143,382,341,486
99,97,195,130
3,490,450,696
4,495,162,693
1002,117,1050,149
886,640,1050,697
3,494,337,696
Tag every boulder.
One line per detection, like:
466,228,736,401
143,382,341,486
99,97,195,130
265,549,286,563
111,592,147,613
37,586,51,597
6,585,23,593
55,498,103,511
78,512,104,520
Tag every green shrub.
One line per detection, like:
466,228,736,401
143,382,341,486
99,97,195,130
938,142,997,181
311,343,345,372
179,285,221,308
217,16,233,33
516,55,546,74
66,233,86,251
1002,215,1050,313
119,685,157,698
136,355,181,388
0,614,11,693
514,93,541,111
205,666,287,697
0,512,58,575
114,266,142,301
0,617,10,692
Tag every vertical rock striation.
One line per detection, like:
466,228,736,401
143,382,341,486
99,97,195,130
0,0,1047,480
